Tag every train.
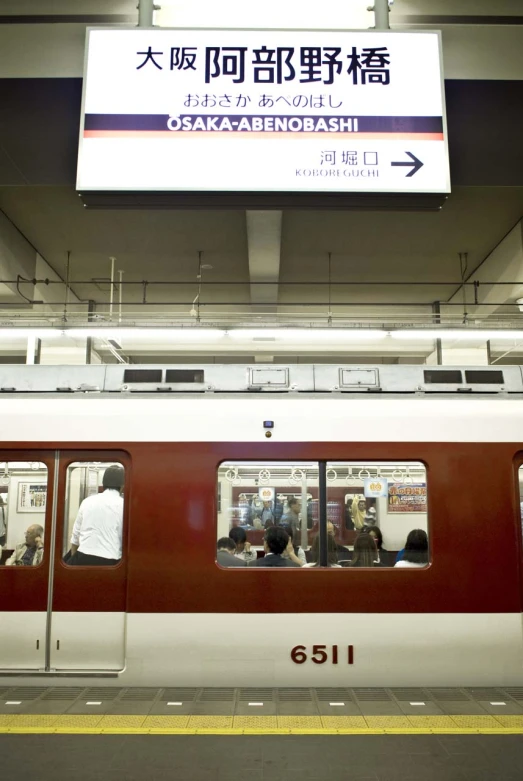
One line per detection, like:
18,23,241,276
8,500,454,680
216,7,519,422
1,362,523,688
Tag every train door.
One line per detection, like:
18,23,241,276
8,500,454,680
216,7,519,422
0,452,55,670
48,451,130,671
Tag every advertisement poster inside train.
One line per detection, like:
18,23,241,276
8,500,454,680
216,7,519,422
77,28,450,194
388,483,427,513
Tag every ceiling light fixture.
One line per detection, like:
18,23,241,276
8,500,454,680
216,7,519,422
389,330,523,341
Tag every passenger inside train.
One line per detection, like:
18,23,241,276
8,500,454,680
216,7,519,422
216,538,246,568
394,529,429,568
281,525,306,566
349,533,381,568
68,465,125,567
216,460,431,569
303,533,341,568
5,524,44,567
228,527,257,565
254,527,299,567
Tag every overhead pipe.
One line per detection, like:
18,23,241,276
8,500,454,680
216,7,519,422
109,256,115,321
118,269,124,323
5,278,523,288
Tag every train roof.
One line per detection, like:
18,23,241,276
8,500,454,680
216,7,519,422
0,364,521,395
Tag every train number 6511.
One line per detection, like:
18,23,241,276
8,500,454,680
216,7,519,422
290,645,354,665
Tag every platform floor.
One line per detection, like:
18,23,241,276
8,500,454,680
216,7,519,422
1,687,523,735
1,734,523,781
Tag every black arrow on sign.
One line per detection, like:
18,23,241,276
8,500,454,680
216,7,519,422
391,151,424,178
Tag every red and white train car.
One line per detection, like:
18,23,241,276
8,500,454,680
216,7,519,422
0,363,522,688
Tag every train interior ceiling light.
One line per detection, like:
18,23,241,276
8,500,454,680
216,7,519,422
1,329,523,342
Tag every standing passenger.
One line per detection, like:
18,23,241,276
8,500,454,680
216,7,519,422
351,496,366,531
69,466,124,566
254,500,275,528
281,498,301,536
0,496,6,547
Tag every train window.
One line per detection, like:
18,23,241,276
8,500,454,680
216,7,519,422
165,369,205,383
424,370,462,384
464,370,504,384
327,462,429,568
0,462,48,567
63,461,125,567
123,369,162,383
217,462,318,568
216,461,428,569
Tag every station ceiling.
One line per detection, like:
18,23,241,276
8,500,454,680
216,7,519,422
0,0,522,362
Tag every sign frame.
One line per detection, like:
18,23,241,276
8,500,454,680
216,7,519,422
77,26,451,207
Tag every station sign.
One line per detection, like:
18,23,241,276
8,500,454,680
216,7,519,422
77,28,450,195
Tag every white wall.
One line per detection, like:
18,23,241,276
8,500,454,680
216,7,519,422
376,495,428,552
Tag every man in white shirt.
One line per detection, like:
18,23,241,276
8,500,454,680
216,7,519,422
69,466,124,566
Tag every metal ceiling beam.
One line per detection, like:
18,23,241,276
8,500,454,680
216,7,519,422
447,219,523,319
246,211,282,311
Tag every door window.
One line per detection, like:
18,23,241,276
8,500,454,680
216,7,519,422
1,461,48,568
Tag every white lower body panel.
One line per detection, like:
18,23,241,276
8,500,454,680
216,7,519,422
0,612,522,687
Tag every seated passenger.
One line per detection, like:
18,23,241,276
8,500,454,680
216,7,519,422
327,521,351,562
281,525,306,566
366,525,391,567
217,538,246,567
6,524,44,566
229,526,257,565
303,533,341,568
394,529,429,568
255,527,299,567
349,533,382,568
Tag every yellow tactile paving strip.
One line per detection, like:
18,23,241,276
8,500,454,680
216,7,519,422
2,713,523,734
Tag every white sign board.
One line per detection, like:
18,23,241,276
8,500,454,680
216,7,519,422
77,28,450,194
258,487,275,502
363,477,388,498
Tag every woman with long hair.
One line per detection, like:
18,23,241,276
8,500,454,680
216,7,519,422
394,529,429,568
366,525,391,567
303,532,341,567
349,533,381,568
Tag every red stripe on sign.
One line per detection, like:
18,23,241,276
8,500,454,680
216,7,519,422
83,130,444,140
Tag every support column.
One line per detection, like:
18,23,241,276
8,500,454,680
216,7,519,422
247,211,282,313
372,0,390,30
138,0,155,27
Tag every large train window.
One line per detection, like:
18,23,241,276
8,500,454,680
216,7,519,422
63,461,125,567
216,461,428,568
0,461,48,567
217,462,318,568
327,461,429,568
